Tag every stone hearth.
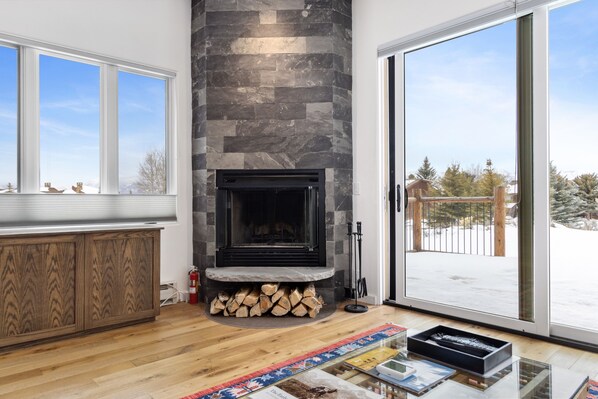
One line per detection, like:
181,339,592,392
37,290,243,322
191,0,352,297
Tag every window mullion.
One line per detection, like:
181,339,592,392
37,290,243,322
101,64,119,194
19,47,40,193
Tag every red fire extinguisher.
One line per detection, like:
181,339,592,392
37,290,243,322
189,268,199,304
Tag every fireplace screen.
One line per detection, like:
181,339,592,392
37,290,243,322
216,169,325,267
230,189,316,247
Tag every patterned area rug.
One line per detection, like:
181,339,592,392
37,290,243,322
182,323,406,399
589,380,598,399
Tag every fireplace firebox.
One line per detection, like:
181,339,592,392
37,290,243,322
216,169,326,267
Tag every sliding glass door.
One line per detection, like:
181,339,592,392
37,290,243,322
549,0,598,343
387,0,598,344
402,21,522,319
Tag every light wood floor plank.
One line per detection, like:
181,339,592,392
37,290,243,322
0,301,594,399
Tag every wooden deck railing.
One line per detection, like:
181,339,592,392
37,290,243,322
407,186,506,257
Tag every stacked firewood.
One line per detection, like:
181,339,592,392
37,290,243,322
209,282,325,318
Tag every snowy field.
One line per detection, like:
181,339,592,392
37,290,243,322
405,224,598,332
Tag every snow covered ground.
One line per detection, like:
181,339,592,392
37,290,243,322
405,224,598,332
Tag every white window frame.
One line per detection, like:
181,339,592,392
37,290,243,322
0,33,177,227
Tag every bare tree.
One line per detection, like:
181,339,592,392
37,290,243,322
135,149,166,194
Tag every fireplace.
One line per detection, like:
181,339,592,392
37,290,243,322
216,169,326,267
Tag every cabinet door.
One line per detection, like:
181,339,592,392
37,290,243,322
85,230,160,329
0,235,84,347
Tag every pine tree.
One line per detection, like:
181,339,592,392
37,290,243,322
550,163,583,224
475,159,507,196
573,173,598,218
416,157,438,181
440,163,473,197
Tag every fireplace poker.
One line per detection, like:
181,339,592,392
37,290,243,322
356,222,367,298
345,222,368,313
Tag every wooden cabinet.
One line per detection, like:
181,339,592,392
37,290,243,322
85,230,160,329
0,234,84,347
0,228,160,349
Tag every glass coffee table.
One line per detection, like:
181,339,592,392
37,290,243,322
249,329,588,399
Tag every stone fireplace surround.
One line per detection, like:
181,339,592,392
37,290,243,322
191,0,352,302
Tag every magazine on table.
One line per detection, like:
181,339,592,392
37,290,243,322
344,347,455,395
249,368,383,399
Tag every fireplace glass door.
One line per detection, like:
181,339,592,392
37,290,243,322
216,169,325,267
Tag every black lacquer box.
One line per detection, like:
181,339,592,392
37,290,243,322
407,325,512,374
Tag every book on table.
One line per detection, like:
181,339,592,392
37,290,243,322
249,368,384,399
344,346,456,395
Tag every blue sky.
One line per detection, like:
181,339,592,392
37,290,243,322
405,0,598,180
0,51,165,192
0,46,17,188
405,19,517,179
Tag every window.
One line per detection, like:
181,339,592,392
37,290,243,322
0,45,18,194
0,36,175,226
118,71,166,194
39,55,100,193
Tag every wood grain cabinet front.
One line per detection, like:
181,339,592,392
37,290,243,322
85,230,160,329
0,228,160,350
0,235,85,347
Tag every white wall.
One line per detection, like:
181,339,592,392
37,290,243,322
0,0,193,294
352,0,504,304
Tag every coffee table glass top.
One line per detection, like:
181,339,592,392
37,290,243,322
250,329,588,399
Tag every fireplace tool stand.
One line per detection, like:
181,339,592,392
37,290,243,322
345,222,368,313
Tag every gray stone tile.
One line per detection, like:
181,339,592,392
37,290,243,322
255,103,306,120
259,70,296,87
276,53,333,70
238,0,305,11
296,69,334,86
236,120,296,136
259,10,276,24
306,36,333,53
206,153,245,169
244,153,295,169
275,86,332,103
333,102,351,122
230,37,307,54
207,136,224,153
205,0,237,11
207,104,255,120
277,9,332,24
207,87,275,104
296,152,334,168
207,120,237,137
207,54,277,71
192,137,206,155
206,11,260,25
207,71,261,87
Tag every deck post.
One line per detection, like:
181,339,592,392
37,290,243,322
494,186,506,257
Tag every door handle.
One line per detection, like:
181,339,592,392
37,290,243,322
396,184,401,213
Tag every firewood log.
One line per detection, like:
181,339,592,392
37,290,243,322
301,296,321,309
209,297,225,314
317,294,325,306
271,304,289,316
236,305,249,318
308,305,322,318
226,296,239,314
303,283,316,298
261,282,280,296
235,287,252,304
223,308,229,317
289,287,303,308
217,291,230,302
259,294,273,313
291,303,308,317
278,290,291,311
250,303,262,317
272,286,290,304
242,287,260,307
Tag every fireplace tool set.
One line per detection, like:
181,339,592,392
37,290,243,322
345,221,368,313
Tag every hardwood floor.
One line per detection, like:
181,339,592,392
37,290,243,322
0,301,596,398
